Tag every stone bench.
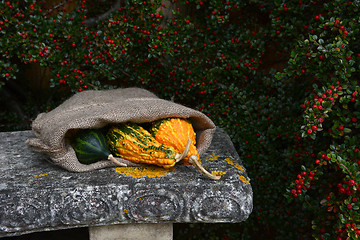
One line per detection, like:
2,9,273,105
0,128,253,239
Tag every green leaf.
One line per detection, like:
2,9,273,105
343,128,352,133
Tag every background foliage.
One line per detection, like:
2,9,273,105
1,0,360,239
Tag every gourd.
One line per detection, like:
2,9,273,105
151,118,220,180
107,123,190,168
70,129,126,166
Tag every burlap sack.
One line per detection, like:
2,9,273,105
26,88,216,172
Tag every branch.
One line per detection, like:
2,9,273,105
46,0,72,15
84,0,121,27
339,163,353,178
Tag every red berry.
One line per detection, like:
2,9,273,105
338,125,344,131
307,129,313,134
339,187,346,194
349,179,355,186
347,204,353,209
319,54,325,60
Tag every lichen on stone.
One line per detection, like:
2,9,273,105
238,174,250,185
206,154,219,161
211,170,226,176
224,158,244,171
115,166,174,178
34,173,48,178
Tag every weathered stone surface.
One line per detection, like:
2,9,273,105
0,128,252,237
89,223,173,240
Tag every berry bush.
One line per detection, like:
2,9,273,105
1,0,360,239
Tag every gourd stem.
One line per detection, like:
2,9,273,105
175,138,191,162
188,155,221,180
108,154,127,167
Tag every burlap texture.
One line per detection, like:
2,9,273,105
26,88,216,172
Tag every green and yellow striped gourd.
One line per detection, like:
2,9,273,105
107,123,189,168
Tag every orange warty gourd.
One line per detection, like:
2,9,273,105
151,118,220,180
151,118,198,165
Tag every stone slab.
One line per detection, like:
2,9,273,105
89,223,173,240
0,128,252,237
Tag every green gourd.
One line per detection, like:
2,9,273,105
70,129,126,166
